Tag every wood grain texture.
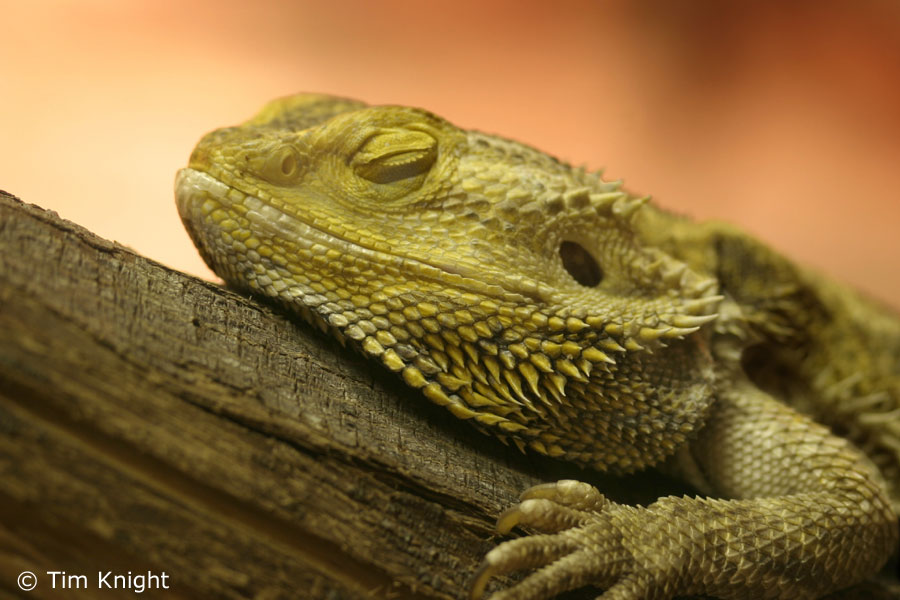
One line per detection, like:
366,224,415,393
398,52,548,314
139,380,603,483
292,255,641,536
0,190,665,599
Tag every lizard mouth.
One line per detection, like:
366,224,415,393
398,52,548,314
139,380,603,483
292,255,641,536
175,167,538,304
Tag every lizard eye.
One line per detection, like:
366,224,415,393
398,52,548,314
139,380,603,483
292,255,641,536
559,241,603,287
351,128,438,184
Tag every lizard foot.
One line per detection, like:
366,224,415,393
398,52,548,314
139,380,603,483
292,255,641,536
470,480,653,600
471,472,897,600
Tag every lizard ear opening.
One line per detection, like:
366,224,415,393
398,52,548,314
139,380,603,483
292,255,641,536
559,241,603,287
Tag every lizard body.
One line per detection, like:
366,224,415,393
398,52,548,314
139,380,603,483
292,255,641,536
175,94,900,599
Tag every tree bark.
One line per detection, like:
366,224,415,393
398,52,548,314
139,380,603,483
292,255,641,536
0,190,672,599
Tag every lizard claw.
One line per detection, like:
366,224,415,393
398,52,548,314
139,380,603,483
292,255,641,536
519,480,608,509
471,480,631,600
496,480,608,534
469,533,594,600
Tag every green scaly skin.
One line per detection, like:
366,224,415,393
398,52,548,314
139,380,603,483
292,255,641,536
175,93,900,599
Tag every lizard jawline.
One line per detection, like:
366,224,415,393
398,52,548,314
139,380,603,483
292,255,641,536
175,167,538,304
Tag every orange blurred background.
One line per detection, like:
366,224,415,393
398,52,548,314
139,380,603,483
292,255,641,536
3,0,899,309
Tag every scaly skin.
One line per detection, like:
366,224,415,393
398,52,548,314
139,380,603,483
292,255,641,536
175,94,900,599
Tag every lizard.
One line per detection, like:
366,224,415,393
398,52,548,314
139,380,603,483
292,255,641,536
175,93,900,599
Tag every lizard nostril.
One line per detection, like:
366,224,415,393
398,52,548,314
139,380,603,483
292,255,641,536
559,241,603,287
280,152,298,176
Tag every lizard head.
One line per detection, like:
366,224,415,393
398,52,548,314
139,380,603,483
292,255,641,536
177,93,722,473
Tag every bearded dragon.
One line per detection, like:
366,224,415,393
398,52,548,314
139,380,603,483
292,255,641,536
175,93,900,599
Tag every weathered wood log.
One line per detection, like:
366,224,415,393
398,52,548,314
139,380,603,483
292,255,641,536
0,190,678,599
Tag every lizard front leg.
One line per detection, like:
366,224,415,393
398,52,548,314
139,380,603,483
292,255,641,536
472,378,898,600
